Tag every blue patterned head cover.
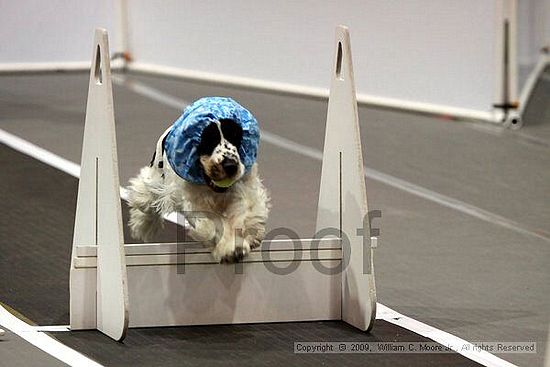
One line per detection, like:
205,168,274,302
163,97,260,185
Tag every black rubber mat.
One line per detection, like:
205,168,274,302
51,320,481,367
1,144,482,366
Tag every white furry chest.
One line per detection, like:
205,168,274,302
168,171,245,218
189,188,236,215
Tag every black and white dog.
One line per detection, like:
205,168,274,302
127,97,270,263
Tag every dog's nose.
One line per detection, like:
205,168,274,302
222,158,238,176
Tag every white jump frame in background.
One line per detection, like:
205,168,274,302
69,26,377,341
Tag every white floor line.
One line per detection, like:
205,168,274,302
0,305,104,367
264,131,549,242
113,76,550,243
376,304,518,367
0,128,178,226
112,74,191,109
0,129,80,178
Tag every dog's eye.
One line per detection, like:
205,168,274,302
220,119,243,147
198,122,221,155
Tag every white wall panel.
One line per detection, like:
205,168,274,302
0,0,115,63
517,0,550,92
128,0,498,113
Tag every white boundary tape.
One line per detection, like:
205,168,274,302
376,304,518,367
0,129,80,178
0,305,104,367
0,128,174,225
112,74,191,110
0,62,92,73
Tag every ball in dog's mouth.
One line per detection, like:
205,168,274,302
212,177,236,188
203,173,235,193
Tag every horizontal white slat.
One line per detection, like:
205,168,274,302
74,248,341,268
75,237,341,258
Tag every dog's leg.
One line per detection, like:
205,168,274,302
212,168,270,263
213,203,269,263
185,215,220,245
243,173,271,250
211,216,249,263
212,218,239,263
243,217,267,250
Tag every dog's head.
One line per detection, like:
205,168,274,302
163,97,260,188
197,118,245,192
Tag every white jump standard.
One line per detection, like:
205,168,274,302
69,26,377,341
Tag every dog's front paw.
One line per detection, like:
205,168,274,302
219,246,248,264
212,237,251,264
188,217,218,243
249,236,263,250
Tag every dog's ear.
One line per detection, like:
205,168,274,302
220,119,243,147
198,122,222,155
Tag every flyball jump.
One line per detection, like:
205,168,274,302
69,26,377,341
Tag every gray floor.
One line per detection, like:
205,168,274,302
1,69,549,366
0,326,68,367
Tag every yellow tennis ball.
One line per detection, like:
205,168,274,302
213,178,235,188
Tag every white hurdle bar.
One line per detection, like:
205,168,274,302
69,26,377,341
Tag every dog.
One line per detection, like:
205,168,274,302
127,97,270,263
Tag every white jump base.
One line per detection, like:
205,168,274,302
70,26,377,341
